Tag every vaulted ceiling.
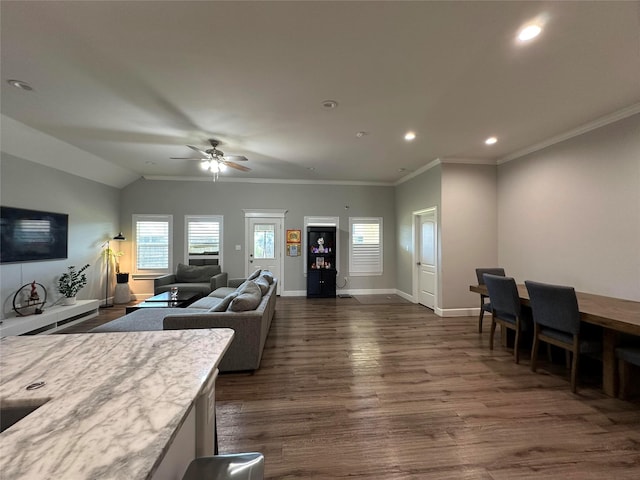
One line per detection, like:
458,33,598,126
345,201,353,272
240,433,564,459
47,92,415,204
2,1,639,186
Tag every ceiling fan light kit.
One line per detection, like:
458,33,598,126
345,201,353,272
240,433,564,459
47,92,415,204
171,138,251,181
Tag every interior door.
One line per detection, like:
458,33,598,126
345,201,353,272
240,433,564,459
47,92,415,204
418,211,436,309
247,218,282,294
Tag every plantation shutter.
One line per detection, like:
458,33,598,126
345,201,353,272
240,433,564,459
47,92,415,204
350,218,383,275
136,219,170,270
187,220,220,255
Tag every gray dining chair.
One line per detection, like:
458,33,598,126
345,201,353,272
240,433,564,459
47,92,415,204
615,344,640,399
475,268,506,333
525,280,601,393
483,273,526,363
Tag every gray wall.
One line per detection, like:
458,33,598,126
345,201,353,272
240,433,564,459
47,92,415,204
0,154,121,318
394,164,441,301
120,179,396,296
441,163,498,309
498,114,640,301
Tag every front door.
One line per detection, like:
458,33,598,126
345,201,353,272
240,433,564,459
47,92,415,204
418,210,436,309
247,217,282,294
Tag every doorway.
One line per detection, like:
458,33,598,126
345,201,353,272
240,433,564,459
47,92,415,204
413,208,438,311
244,210,286,295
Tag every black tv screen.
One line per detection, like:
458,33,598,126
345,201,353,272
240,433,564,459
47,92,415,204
0,206,69,263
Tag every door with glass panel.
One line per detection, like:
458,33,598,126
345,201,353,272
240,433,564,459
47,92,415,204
247,218,282,294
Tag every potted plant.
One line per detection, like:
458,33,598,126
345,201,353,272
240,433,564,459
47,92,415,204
104,248,128,284
57,264,90,305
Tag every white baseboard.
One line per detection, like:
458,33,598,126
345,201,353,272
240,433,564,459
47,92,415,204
395,289,415,303
437,307,481,317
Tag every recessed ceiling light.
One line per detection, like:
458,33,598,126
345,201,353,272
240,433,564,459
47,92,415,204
7,79,33,91
517,23,542,42
485,136,498,145
356,131,369,138
404,131,416,141
322,100,338,109
307,167,316,171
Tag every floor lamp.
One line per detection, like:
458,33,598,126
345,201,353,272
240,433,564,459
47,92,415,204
102,232,126,308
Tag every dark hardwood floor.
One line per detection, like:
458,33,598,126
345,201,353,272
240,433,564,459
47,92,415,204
58,296,640,478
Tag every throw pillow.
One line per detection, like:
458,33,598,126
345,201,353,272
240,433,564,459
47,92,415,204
254,276,270,295
247,269,261,281
260,270,274,284
229,281,262,312
211,292,239,312
176,263,221,283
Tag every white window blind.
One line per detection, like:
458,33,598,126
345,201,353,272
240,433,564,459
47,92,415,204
134,215,172,272
349,217,383,276
187,220,220,255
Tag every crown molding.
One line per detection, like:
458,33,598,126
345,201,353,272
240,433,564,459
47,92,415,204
394,158,442,186
498,103,640,165
141,175,394,186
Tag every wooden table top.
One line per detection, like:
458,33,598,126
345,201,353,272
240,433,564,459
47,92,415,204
470,284,640,335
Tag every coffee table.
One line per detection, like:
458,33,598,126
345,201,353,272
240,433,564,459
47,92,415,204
126,291,202,314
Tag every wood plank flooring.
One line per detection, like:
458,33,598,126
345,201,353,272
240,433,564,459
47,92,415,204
58,296,640,478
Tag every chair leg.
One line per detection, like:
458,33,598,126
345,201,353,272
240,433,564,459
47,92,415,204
489,319,496,351
570,337,580,393
513,322,520,364
618,358,630,400
531,324,540,372
478,306,485,333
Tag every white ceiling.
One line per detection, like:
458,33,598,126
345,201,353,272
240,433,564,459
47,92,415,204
2,1,639,187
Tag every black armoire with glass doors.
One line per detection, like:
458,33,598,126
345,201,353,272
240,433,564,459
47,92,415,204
307,226,337,298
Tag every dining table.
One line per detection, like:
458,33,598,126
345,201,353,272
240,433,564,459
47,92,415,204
470,283,640,396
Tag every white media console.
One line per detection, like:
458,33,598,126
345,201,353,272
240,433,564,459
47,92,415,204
0,299,100,338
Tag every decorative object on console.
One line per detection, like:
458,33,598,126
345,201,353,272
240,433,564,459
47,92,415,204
57,264,90,305
101,232,126,308
12,281,47,316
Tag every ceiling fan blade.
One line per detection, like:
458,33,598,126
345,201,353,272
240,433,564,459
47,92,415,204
223,155,248,162
170,157,208,160
223,161,252,172
187,145,210,157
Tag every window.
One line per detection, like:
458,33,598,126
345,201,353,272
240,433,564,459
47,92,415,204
133,214,172,274
349,217,383,276
253,223,275,259
185,215,223,266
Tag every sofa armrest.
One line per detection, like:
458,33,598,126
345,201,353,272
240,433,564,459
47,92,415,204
210,272,228,291
227,277,246,288
154,274,176,289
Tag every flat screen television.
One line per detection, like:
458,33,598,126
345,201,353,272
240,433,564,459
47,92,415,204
0,206,69,263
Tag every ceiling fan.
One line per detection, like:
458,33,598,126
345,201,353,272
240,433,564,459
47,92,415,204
171,139,251,181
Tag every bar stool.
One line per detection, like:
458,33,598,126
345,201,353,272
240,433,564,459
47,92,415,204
182,453,264,480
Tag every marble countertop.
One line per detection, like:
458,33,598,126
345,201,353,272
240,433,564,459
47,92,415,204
0,329,234,479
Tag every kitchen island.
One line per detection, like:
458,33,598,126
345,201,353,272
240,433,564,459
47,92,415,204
0,328,234,479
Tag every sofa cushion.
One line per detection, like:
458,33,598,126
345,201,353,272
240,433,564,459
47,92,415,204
229,281,262,312
155,283,211,296
247,269,261,281
89,307,204,332
175,263,221,283
260,270,274,284
255,275,270,295
211,292,239,312
209,287,237,299
190,296,224,310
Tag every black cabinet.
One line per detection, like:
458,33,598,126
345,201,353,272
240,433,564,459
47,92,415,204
307,226,337,298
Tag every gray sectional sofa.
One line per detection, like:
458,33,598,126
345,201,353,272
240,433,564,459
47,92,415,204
91,271,277,372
